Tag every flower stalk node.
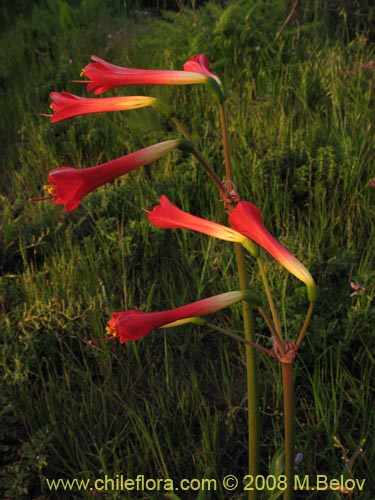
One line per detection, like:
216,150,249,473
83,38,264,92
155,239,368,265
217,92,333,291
276,340,298,364
221,179,241,203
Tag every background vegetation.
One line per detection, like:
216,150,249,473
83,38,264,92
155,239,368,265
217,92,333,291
1,0,374,498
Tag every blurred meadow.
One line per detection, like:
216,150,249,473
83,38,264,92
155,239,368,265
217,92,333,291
1,0,375,498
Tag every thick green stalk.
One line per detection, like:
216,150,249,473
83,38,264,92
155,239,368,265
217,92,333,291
281,362,295,500
219,101,260,498
234,243,260,500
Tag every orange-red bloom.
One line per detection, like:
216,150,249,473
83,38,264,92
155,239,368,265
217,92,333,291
229,201,317,301
106,291,252,343
30,140,180,212
80,55,209,95
47,92,156,122
147,195,258,256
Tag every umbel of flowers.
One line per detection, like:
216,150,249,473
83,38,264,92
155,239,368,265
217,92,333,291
32,53,316,500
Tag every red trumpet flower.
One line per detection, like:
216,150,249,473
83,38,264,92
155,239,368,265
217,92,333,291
46,92,156,122
79,55,210,95
104,290,256,343
30,140,180,212
229,201,316,301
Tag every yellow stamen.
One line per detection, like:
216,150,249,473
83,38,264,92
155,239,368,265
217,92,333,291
105,325,118,338
43,184,56,195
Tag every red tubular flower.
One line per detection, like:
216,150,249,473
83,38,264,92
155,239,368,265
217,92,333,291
80,55,209,95
147,195,258,256
229,201,317,302
105,290,253,343
30,140,180,212
47,92,156,122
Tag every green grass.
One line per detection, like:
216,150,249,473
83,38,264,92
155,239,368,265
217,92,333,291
1,1,375,499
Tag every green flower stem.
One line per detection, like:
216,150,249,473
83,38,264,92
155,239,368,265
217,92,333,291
170,116,229,200
170,116,193,142
295,302,314,347
191,149,229,198
281,361,295,500
258,306,281,345
218,104,233,190
256,257,284,354
205,321,278,359
234,243,260,500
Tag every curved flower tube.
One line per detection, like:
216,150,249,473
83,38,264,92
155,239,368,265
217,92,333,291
30,140,180,212
46,92,157,122
147,195,258,257
229,201,317,302
183,54,222,86
79,55,210,95
105,290,258,343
